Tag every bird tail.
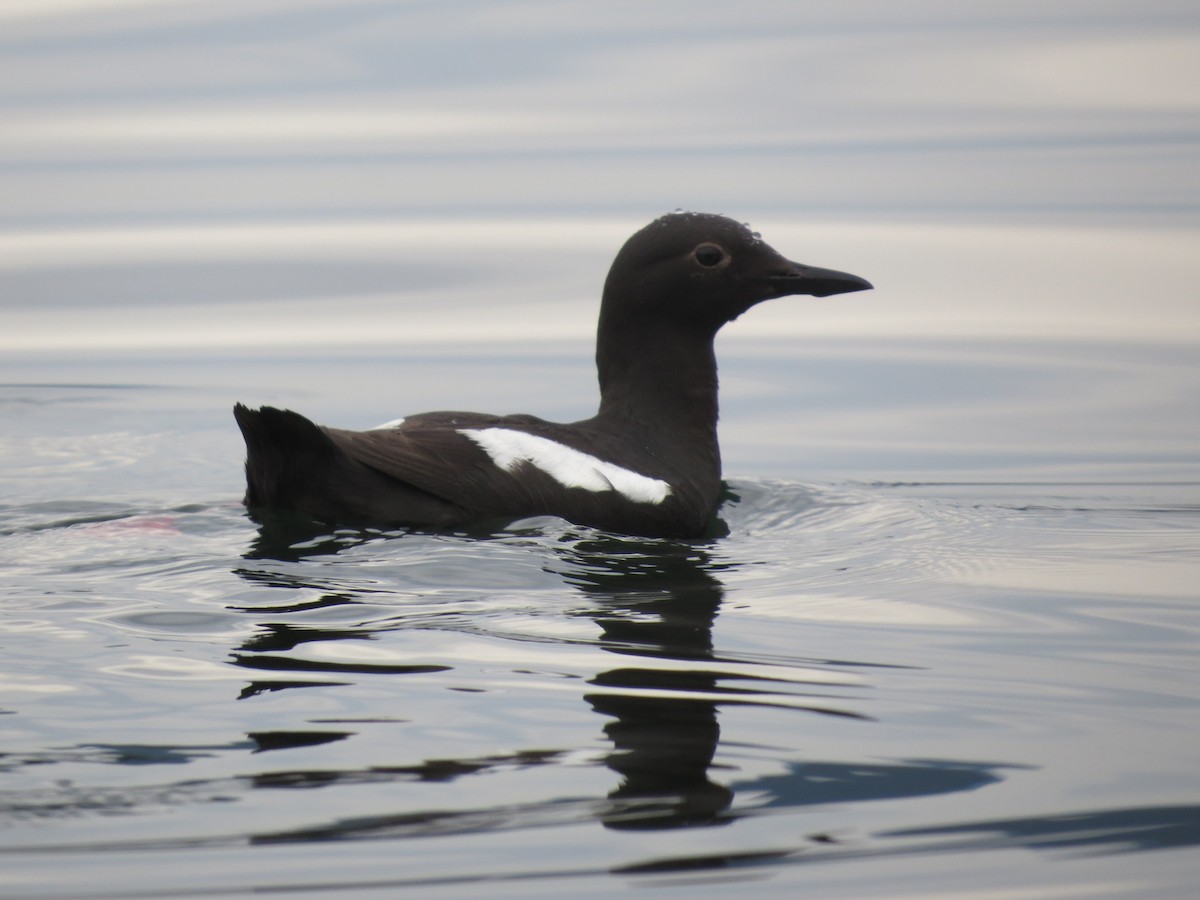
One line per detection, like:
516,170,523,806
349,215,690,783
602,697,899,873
233,404,340,510
232,404,464,527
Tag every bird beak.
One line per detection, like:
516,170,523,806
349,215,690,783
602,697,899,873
770,262,873,298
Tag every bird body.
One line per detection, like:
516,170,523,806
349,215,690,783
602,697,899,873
235,213,871,537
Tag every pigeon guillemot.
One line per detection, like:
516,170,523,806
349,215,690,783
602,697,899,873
234,212,871,537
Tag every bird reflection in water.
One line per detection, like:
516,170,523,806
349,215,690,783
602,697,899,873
234,509,761,825
558,534,735,828
230,510,981,847
234,511,749,828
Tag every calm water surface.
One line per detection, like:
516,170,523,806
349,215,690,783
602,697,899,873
3,1,1200,897
3,345,1199,898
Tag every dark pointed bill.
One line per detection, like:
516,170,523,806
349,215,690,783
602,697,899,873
771,262,874,298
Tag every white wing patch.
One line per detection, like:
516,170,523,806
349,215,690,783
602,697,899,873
369,417,406,430
459,427,671,505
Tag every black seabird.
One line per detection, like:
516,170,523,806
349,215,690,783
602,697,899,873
234,212,871,537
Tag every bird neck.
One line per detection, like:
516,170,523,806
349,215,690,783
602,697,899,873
595,324,721,439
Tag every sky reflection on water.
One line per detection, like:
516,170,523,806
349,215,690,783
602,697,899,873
2,0,1198,356
3,218,1198,353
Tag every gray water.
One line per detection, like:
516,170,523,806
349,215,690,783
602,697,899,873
3,2,1200,898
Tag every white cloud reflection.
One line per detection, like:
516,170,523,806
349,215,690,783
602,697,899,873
1,217,1195,351
0,1,1197,351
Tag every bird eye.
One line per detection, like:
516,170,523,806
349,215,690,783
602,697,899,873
693,243,726,268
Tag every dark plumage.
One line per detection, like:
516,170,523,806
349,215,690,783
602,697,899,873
234,212,871,537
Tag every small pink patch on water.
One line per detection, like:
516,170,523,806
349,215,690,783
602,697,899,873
86,516,181,535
